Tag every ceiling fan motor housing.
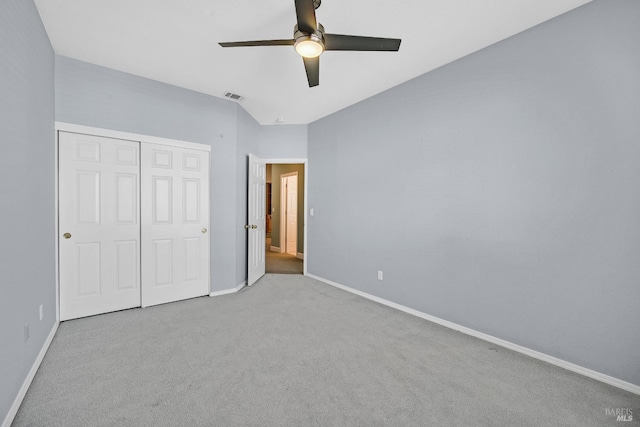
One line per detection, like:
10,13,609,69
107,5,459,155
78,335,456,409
294,23,325,58
294,23,325,42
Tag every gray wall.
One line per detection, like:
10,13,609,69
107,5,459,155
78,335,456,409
271,164,305,253
56,56,240,292
0,0,56,420
257,125,308,159
307,0,640,386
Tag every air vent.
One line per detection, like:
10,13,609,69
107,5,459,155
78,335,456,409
224,92,243,101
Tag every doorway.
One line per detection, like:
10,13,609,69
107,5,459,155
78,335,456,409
281,172,298,256
265,163,304,274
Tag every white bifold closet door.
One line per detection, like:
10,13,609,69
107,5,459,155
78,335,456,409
59,132,141,321
141,143,210,307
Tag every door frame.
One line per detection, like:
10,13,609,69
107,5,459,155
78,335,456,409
279,171,299,257
54,122,211,322
264,159,308,276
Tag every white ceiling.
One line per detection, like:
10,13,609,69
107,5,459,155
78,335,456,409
34,0,591,125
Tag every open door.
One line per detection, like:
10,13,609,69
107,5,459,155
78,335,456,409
247,154,266,286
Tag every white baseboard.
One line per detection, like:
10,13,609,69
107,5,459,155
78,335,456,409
3,321,59,427
209,281,246,297
296,252,304,260
270,246,280,253
305,273,640,396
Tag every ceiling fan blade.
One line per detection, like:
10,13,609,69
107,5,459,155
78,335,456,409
303,57,319,87
295,0,317,34
324,34,401,51
219,39,295,48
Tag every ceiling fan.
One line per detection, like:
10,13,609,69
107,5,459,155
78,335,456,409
218,0,401,87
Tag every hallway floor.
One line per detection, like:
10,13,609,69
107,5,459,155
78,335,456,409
265,237,303,274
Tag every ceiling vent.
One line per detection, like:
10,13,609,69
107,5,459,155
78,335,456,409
224,92,243,101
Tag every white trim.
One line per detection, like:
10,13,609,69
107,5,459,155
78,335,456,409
280,171,299,257
280,175,286,255
262,158,308,276
2,321,59,427
54,130,60,323
55,122,211,152
209,281,246,297
296,252,304,260
305,273,640,396
270,246,281,253
206,151,212,295
280,172,299,177
302,162,308,277
262,158,307,164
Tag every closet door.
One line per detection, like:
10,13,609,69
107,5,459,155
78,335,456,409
59,132,141,320
141,143,210,307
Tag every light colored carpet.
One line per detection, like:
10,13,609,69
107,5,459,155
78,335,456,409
13,274,639,426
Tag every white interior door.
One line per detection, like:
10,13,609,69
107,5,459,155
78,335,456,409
285,174,298,256
59,132,141,321
141,143,210,307
247,154,265,286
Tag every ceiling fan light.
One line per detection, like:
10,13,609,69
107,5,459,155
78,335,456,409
295,38,324,58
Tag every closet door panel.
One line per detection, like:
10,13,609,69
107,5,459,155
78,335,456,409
59,132,141,320
141,143,210,307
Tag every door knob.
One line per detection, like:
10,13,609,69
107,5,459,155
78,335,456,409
251,225,258,229
63,233,72,239
245,225,250,229
201,228,207,234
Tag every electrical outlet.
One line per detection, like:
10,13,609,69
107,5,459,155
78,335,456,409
377,270,383,281
39,304,44,321
24,324,30,342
